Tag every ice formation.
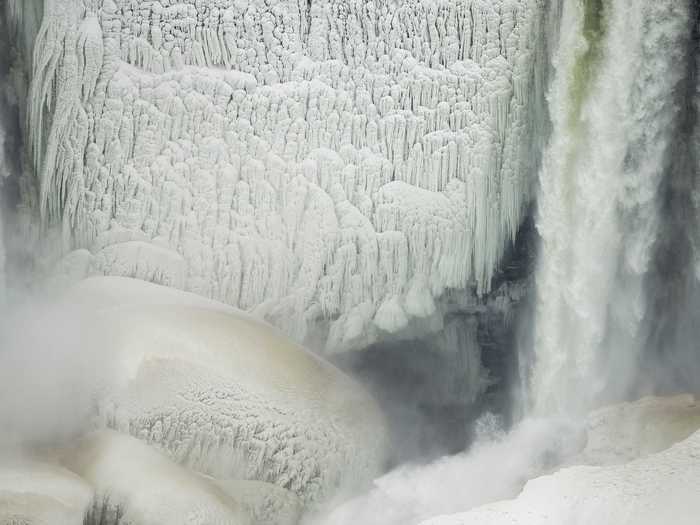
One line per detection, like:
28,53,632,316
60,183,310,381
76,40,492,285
210,479,302,525
530,0,693,412
5,0,546,350
61,276,388,507
3,0,700,523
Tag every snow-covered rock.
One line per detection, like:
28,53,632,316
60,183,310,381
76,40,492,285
0,459,93,525
5,0,547,350
62,276,388,507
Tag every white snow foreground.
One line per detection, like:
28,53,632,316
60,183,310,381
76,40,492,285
64,276,389,507
7,0,545,351
0,460,93,525
419,396,700,525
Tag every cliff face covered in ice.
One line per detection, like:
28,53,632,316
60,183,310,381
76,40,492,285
4,0,545,350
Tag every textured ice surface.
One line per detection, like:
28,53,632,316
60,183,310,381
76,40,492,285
7,0,546,350
0,459,93,525
211,478,303,525
63,276,388,507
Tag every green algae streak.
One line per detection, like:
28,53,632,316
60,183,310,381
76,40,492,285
567,0,606,130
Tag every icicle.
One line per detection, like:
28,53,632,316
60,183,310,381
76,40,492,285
77,12,103,102
17,0,547,351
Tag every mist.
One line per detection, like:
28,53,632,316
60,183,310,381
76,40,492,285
306,414,585,525
0,292,115,453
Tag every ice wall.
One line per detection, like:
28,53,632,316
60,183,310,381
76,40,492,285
6,0,546,350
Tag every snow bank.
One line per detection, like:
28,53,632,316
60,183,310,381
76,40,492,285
62,430,250,525
7,0,547,350
419,396,700,525
421,428,700,525
64,276,388,507
0,459,93,525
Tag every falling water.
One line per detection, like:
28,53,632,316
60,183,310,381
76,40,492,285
531,0,693,414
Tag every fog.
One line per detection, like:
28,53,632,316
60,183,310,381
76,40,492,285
0,294,115,453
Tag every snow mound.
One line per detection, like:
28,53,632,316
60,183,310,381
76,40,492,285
0,459,93,525
61,430,250,525
65,276,388,507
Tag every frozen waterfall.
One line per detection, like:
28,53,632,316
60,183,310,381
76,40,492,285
1,0,547,354
2,1,700,524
